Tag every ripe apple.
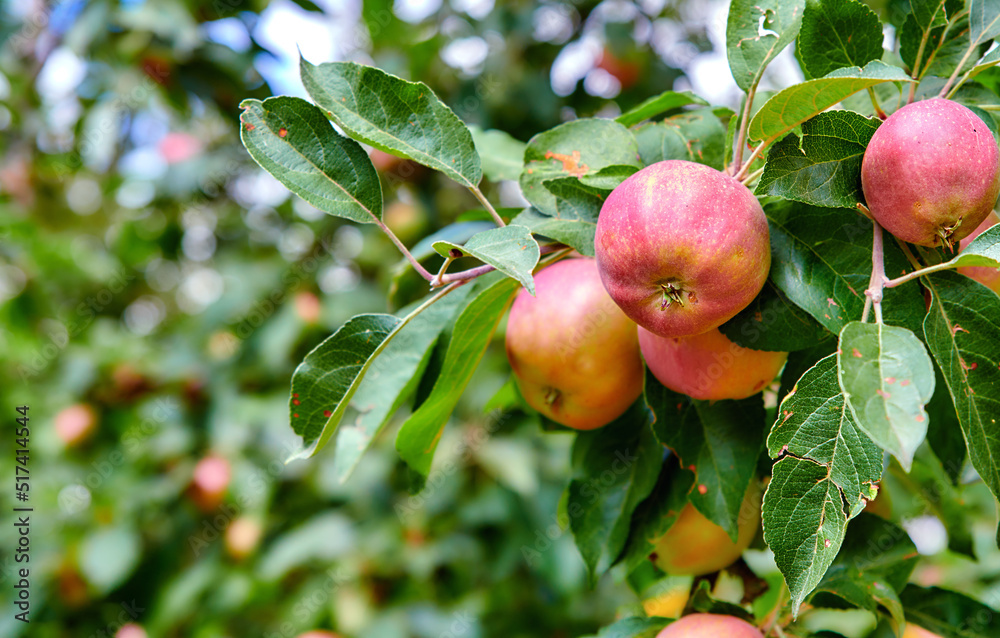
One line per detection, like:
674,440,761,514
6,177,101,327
225,517,263,560
638,327,787,401
861,98,1000,248
188,455,231,512
957,211,1000,292
296,632,341,638
642,585,690,619
652,485,760,576
55,403,98,446
294,291,322,324
115,625,148,638
506,258,644,430
657,613,763,638
902,625,942,638
595,160,771,338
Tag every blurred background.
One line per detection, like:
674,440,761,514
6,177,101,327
3,1,999,637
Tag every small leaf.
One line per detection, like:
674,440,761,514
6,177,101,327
798,0,884,78
433,225,540,294
567,402,665,583
289,314,402,459
240,96,382,224
719,280,832,352
395,274,520,476
470,126,526,182
511,207,597,257
755,110,881,209
837,322,936,471
329,285,472,483
633,108,727,170
763,455,848,616
923,271,1000,521
615,90,708,127
726,0,807,92
768,354,882,516
300,59,482,188
899,585,1000,637
519,119,641,215
646,370,765,540
748,60,913,143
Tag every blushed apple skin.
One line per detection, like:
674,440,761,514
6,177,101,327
506,258,643,430
902,625,942,638
861,98,1000,248
652,485,760,576
957,211,1000,293
656,614,763,638
595,160,771,338
638,327,787,401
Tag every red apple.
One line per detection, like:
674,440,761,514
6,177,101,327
115,625,148,638
639,327,787,401
957,210,1000,292
55,403,98,446
506,258,644,430
189,455,231,512
657,614,763,637
294,291,322,324
862,98,999,248
595,160,771,338
651,485,760,576
296,632,341,638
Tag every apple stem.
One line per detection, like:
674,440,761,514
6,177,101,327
373,216,436,282
659,283,685,310
864,222,889,324
867,88,888,120
436,244,572,287
739,166,765,187
733,142,767,182
729,85,757,177
544,387,559,406
470,185,507,227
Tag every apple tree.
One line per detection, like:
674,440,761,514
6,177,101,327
239,0,1000,635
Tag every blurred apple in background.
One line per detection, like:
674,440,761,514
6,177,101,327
225,517,264,560
294,291,322,325
55,403,98,446
188,454,231,512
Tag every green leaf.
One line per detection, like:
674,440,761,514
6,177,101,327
615,90,708,128
926,224,1000,271
289,314,402,460
766,203,928,335
764,455,848,616
511,207,597,257
688,580,757,621
923,271,1000,520
912,0,950,30
329,285,472,483
813,514,917,634
748,61,913,143
899,585,1000,637
755,110,881,209
79,526,142,594
970,0,1000,45
719,280,832,352
620,461,694,572
837,322,936,471
519,119,641,215
798,0,884,78
432,225,540,294
239,96,382,224
586,616,670,638
395,274,520,476
646,370,765,540
633,108,727,170
768,354,882,516
469,126,525,182
726,0,807,92
300,59,482,188
567,402,664,582
576,164,641,190
543,177,607,222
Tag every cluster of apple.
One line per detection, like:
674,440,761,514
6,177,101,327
505,160,785,432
